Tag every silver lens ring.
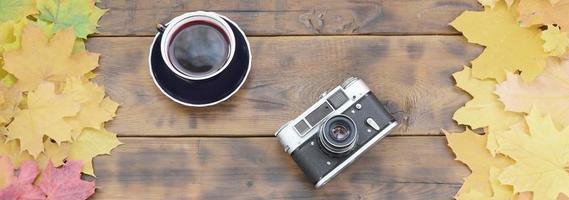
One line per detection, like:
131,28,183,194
319,115,357,154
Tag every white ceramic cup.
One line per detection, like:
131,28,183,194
159,11,236,80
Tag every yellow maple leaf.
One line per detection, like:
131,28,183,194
478,0,498,8
496,58,569,128
6,82,79,157
0,84,20,125
0,156,12,189
452,66,523,154
0,18,27,54
541,25,569,57
450,0,547,82
62,78,119,139
69,128,121,176
505,0,514,7
445,129,514,199
457,189,486,200
489,167,514,200
3,25,99,91
517,193,569,200
518,0,569,30
456,167,515,200
495,108,569,200
478,0,514,8
0,135,32,168
0,19,27,87
33,21,89,54
36,140,70,169
518,193,533,200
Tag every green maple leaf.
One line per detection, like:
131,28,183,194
37,0,106,39
0,0,37,22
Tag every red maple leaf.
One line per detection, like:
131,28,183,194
38,161,95,200
0,159,45,200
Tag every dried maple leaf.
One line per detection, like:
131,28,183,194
0,0,37,22
495,109,569,200
36,140,70,169
478,0,498,8
63,78,119,139
478,0,514,8
518,0,569,30
451,0,547,82
0,84,21,125
0,72,16,88
33,127,119,176
0,136,33,168
73,39,86,53
541,25,569,57
3,25,99,92
69,128,121,176
28,19,88,57
38,160,95,200
0,18,27,54
0,157,13,189
6,82,79,157
452,66,523,154
455,168,515,200
456,189,486,200
496,58,569,127
0,19,27,87
37,0,107,39
0,159,44,200
488,167,513,200
517,193,569,200
445,129,514,199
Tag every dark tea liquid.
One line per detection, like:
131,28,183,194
168,21,230,77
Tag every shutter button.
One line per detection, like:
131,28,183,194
366,118,380,131
355,103,362,110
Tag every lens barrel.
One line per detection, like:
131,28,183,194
319,115,357,154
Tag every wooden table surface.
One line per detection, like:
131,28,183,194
89,0,482,199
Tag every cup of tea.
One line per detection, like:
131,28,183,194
150,11,252,107
158,11,236,80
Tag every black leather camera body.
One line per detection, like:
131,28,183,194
275,77,398,188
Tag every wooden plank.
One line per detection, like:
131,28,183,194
91,136,466,199
96,0,480,36
89,36,481,137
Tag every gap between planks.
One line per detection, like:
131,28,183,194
115,135,449,138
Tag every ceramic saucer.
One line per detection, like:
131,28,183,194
149,16,251,107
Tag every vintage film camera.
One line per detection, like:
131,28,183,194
275,77,398,188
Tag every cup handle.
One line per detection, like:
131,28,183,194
157,23,167,33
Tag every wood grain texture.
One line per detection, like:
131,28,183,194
89,36,481,137
95,0,481,36
91,136,466,199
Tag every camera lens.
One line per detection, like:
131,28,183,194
319,115,357,154
331,125,349,141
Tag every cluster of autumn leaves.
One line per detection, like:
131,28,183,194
0,0,120,199
446,0,569,199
